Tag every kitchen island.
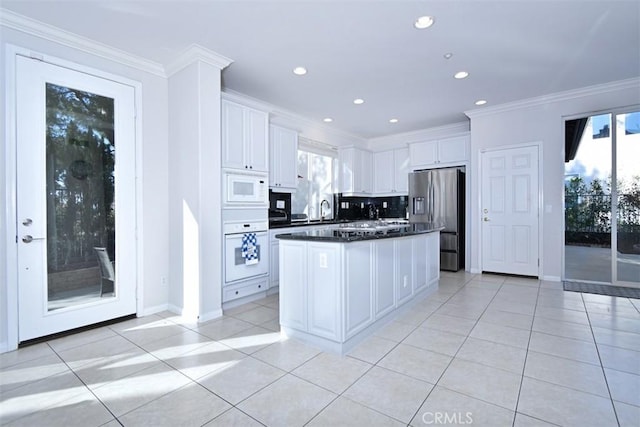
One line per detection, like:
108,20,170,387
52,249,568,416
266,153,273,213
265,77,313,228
276,222,442,354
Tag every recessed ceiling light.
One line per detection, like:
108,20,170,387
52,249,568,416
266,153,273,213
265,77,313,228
475,99,487,106
353,98,365,105
389,118,399,123
293,66,307,76
323,117,333,123
454,71,469,79
443,52,453,60
414,16,435,29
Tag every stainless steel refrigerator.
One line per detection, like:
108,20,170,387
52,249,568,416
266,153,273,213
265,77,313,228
409,167,465,271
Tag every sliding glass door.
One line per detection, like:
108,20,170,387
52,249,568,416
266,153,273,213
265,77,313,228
615,112,640,285
564,109,640,287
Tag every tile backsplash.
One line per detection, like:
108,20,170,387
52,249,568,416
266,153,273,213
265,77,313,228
336,194,408,221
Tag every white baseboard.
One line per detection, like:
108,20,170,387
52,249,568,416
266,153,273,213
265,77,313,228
198,309,223,323
543,275,561,282
0,341,15,354
140,303,170,317
469,268,481,274
165,304,222,323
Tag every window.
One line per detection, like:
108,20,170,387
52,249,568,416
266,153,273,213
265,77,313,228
291,148,335,221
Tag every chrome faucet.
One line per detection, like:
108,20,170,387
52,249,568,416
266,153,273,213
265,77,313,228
320,199,330,221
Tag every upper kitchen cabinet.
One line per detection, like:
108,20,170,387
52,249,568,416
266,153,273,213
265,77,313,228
269,125,298,191
373,147,409,195
338,147,373,195
409,134,469,169
221,99,269,172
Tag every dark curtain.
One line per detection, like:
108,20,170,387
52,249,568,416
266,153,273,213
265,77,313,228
565,117,588,162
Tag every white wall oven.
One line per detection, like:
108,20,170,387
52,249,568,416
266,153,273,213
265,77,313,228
223,171,268,207
223,220,269,284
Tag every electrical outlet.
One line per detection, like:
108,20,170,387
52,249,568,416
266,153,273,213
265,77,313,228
360,202,365,209
383,201,388,208
161,276,167,286
319,253,328,268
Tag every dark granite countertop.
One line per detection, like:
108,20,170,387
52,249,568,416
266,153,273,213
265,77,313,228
275,222,443,242
269,219,351,229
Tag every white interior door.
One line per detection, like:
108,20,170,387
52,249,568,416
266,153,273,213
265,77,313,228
481,145,539,276
16,55,137,342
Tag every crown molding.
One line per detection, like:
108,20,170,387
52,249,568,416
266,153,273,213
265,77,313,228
0,8,166,77
465,77,640,119
367,121,470,151
222,88,367,147
165,44,233,77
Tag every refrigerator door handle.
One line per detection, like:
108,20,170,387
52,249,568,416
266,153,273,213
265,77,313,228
429,178,434,223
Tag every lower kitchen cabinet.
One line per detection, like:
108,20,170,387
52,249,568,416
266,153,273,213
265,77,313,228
278,232,440,354
223,277,269,302
279,240,307,331
270,237,279,290
427,232,440,284
395,237,414,306
374,239,395,319
413,233,428,292
307,244,341,340
344,242,373,339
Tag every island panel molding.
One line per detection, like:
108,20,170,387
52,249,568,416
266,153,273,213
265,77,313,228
277,230,440,354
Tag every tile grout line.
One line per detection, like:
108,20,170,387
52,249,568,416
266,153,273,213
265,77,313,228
303,275,475,426
581,292,623,427
511,277,544,427
405,275,514,424
44,342,125,427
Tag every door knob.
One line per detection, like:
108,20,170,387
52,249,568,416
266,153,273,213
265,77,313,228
22,218,33,226
483,217,490,222
22,235,44,243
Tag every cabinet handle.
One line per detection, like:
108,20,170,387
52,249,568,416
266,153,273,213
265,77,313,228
249,165,253,169
245,165,248,169
258,284,262,288
235,291,239,295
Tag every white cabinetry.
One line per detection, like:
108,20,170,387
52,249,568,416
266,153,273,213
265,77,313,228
279,240,307,331
409,135,469,169
338,147,373,195
270,234,280,290
279,232,440,354
344,242,373,338
307,244,341,340
374,239,395,319
373,147,409,195
222,99,269,172
395,238,414,306
269,125,298,190
426,232,440,285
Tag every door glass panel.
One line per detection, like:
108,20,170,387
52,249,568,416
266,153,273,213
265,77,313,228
46,83,116,310
616,112,640,284
564,114,612,283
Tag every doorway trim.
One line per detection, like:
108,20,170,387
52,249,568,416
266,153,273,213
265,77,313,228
478,141,543,278
3,44,144,352
561,106,640,288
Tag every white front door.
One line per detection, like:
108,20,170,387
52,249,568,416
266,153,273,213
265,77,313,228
481,145,539,277
16,55,137,342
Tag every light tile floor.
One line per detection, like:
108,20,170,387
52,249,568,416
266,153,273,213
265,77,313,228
2,272,640,426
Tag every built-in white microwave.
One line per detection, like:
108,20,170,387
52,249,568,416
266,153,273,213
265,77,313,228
223,171,268,207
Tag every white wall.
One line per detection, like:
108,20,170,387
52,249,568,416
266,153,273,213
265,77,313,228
0,25,170,350
167,59,225,321
466,79,640,280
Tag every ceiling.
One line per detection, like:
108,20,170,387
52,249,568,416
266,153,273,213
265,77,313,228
2,1,639,140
